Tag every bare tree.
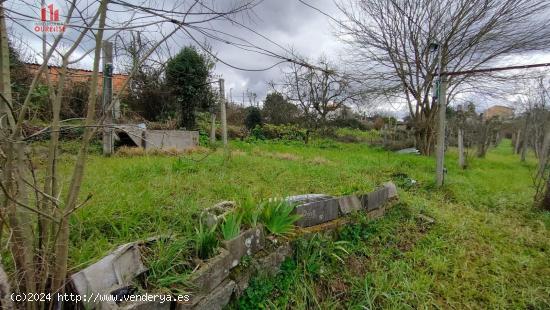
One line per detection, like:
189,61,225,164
336,0,550,155
274,56,358,130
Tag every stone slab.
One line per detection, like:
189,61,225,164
293,198,339,227
338,195,362,215
285,194,333,205
193,279,235,310
188,248,231,293
221,226,265,268
70,243,147,308
366,187,389,211
144,130,198,151
118,300,171,310
255,243,293,276
229,265,254,297
367,206,386,220
383,182,398,199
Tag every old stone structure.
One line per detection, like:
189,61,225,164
25,63,129,94
483,105,514,120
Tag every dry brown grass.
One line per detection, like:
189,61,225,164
115,146,209,157
231,150,247,156
271,152,300,161
308,156,331,165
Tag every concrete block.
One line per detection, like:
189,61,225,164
367,206,385,220
193,279,235,310
293,198,339,227
143,130,198,151
230,265,254,297
118,300,171,310
366,187,389,211
71,243,147,308
285,194,333,205
188,248,231,293
255,243,293,276
383,182,398,199
221,226,265,268
338,195,362,215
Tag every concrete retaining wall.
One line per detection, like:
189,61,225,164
70,182,399,309
115,125,198,151
143,130,198,151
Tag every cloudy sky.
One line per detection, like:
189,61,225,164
206,0,344,105
5,0,347,104
5,0,550,115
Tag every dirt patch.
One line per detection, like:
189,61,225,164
116,146,209,157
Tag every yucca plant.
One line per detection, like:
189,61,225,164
260,200,301,236
221,211,243,240
239,195,261,227
195,221,219,260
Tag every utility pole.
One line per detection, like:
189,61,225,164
435,74,448,186
210,108,216,144
432,41,447,187
102,40,114,156
219,79,228,151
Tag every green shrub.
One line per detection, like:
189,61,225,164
220,211,242,240
253,124,307,142
334,128,381,143
142,237,194,291
260,200,301,236
195,221,219,260
329,118,368,130
239,195,261,227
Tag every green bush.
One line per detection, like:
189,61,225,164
220,211,242,240
260,200,301,236
195,221,219,260
252,124,307,142
238,195,261,228
334,128,381,143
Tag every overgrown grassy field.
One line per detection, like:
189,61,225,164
63,139,548,308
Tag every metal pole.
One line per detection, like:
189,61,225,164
210,112,216,144
102,40,113,156
219,79,228,147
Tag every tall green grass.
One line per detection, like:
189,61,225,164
51,138,548,308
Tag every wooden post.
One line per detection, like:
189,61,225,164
102,41,113,156
219,79,228,153
436,73,448,187
0,4,14,128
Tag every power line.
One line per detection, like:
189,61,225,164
443,62,550,77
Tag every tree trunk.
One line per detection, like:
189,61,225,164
514,129,521,154
50,0,108,297
521,132,528,162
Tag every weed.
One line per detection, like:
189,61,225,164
260,200,301,236
141,238,194,293
238,195,261,228
195,221,219,260
220,211,242,240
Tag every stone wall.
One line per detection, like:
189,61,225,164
115,126,199,151
70,182,398,310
